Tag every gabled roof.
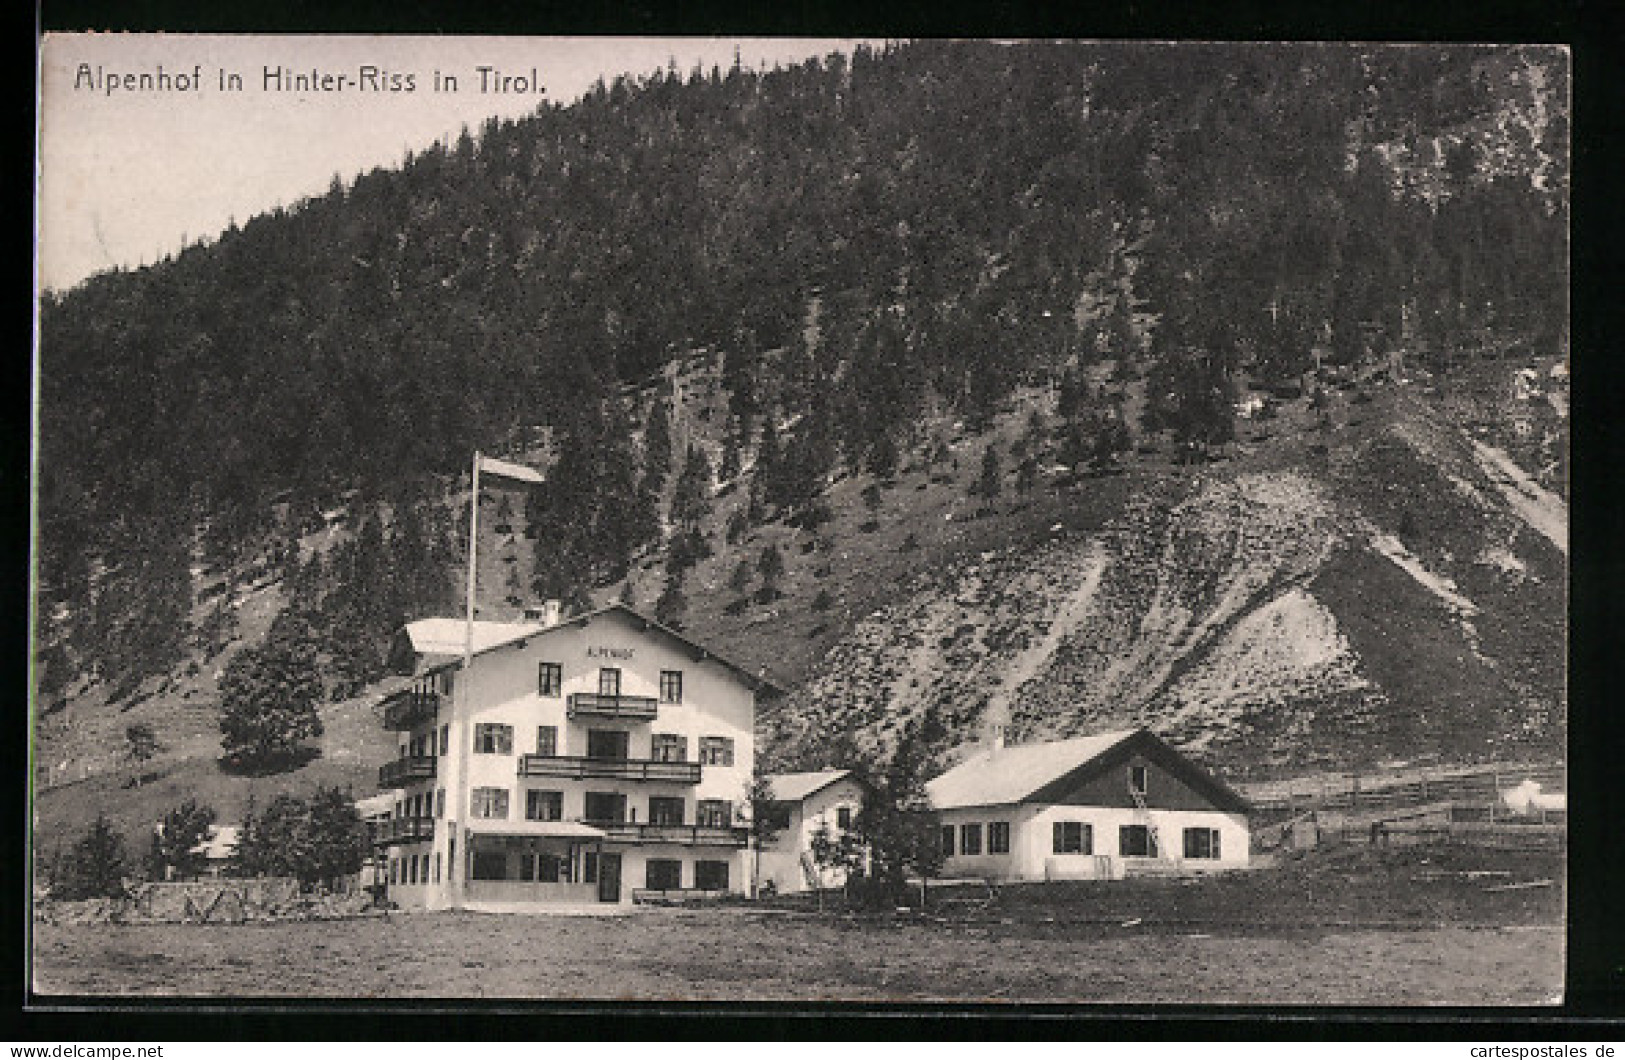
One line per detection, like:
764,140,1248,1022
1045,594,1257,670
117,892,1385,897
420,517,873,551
927,730,1139,810
764,770,863,804
925,728,1250,813
419,602,783,696
402,617,541,657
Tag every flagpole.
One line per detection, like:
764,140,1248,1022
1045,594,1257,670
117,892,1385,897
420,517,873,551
449,450,481,911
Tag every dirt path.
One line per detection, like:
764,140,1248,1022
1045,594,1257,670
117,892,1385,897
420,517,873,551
981,546,1107,737
1471,440,1567,553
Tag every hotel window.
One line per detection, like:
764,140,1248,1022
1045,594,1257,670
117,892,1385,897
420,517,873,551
1119,824,1157,858
660,670,683,703
389,859,397,885
1052,821,1092,855
836,806,852,830
695,860,730,891
1183,827,1221,860
538,853,562,883
438,670,455,695
696,799,733,829
960,823,983,856
474,723,513,755
699,736,735,766
940,825,956,857
435,788,445,818
598,668,622,697
433,853,441,883
646,859,682,891
587,729,631,760
649,796,685,826
989,822,1011,855
439,724,449,756
1129,764,1149,798
471,787,510,819
585,792,627,823
526,790,563,822
538,662,562,697
519,853,536,882
536,725,557,757
651,733,687,762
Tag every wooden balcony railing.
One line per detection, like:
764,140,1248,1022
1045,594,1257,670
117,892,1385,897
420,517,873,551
382,690,443,731
379,755,437,788
517,755,701,784
376,816,436,846
566,692,659,720
582,820,750,847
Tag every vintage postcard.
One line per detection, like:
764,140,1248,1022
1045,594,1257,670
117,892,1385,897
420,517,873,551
32,34,1568,1005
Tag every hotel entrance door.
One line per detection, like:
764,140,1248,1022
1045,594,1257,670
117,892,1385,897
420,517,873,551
597,852,622,903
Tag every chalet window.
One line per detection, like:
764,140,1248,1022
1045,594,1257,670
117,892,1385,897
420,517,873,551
696,799,733,829
1183,827,1221,860
587,729,630,760
651,733,687,762
649,796,685,826
1119,824,1157,858
940,825,956,857
989,822,1011,855
660,670,684,704
471,851,507,880
526,790,563,822
1129,765,1149,798
471,787,509,819
598,668,622,697
585,792,627,823
1052,821,1092,855
439,724,449,756
536,725,558,757
836,806,852,830
474,724,513,755
699,736,735,766
695,860,730,891
960,823,983,855
538,662,562,697
646,859,682,891
435,788,445,818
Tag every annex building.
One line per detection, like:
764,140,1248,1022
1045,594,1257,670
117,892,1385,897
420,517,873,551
756,769,870,894
375,602,777,908
926,728,1251,882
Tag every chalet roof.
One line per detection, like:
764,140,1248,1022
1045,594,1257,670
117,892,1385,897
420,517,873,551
764,770,858,804
927,730,1139,810
402,617,541,657
418,602,783,696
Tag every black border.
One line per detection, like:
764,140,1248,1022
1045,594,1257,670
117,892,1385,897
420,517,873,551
23,0,1624,1042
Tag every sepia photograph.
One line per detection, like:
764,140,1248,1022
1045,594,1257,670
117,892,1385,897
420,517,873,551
31,34,1569,1006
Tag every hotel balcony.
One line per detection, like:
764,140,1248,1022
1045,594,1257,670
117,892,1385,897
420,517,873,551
381,689,443,731
517,755,702,785
566,692,659,721
583,821,750,847
379,755,437,788
377,815,436,846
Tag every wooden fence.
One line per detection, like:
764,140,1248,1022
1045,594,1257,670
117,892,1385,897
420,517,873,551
1238,760,1565,816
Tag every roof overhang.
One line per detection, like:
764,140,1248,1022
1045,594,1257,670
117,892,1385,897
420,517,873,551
465,821,608,840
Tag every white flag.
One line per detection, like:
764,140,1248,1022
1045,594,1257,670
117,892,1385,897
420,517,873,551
479,453,545,485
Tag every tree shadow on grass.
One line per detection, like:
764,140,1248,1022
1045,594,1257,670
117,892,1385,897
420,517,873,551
216,745,323,778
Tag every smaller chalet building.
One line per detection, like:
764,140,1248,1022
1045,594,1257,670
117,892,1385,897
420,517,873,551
756,770,870,894
926,728,1250,882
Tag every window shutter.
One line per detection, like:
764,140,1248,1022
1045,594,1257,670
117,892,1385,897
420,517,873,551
1053,821,1065,854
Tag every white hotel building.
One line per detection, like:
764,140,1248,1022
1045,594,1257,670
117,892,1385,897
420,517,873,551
376,603,777,908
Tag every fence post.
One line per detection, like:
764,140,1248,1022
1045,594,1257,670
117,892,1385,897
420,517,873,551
1490,771,1499,822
